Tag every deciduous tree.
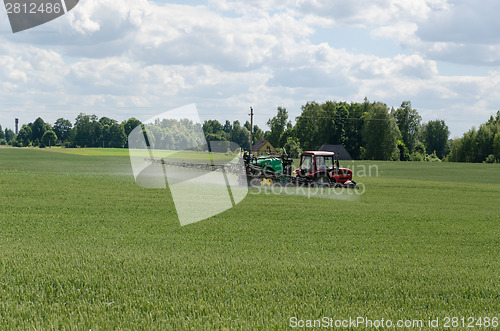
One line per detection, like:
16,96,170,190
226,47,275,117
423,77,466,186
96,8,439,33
392,101,421,153
421,120,450,159
52,118,72,143
362,102,400,160
4,128,15,143
493,132,500,162
123,118,142,137
266,107,290,148
31,117,49,145
41,130,57,147
17,125,32,147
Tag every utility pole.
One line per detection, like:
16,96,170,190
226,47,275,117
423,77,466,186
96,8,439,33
249,107,253,152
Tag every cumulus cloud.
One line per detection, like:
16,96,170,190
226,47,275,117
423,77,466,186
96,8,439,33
0,0,498,137
417,0,500,44
295,0,446,26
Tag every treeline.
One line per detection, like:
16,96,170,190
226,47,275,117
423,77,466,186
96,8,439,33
0,114,141,148
262,100,453,161
448,113,500,163
0,113,258,151
1,99,499,163
272,100,499,163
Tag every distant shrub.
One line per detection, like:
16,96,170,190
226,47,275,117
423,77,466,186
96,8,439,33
359,147,367,160
10,139,22,147
484,154,496,164
415,141,426,155
425,152,441,162
410,152,424,162
0,138,6,145
397,140,410,161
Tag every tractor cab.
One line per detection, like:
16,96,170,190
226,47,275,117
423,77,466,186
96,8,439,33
294,151,353,185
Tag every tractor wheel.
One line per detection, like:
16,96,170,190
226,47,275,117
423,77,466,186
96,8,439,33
314,176,331,188
346,181,357,189
332,181,343,188
249,178,261,187
260,178,273,187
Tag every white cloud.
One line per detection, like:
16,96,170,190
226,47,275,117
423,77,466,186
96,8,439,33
295,0,446,26
0,0,499,138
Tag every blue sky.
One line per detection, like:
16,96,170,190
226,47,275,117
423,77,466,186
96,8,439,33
1,0,500,138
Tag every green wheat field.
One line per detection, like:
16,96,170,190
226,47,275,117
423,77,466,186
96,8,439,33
0,147,498,329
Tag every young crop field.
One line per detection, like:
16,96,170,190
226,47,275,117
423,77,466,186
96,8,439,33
0,148,498,329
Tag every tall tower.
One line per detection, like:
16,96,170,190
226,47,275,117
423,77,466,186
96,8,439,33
15,118,19,134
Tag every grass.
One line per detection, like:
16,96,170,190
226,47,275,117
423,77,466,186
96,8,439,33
43,146,242,161
0,148,498,329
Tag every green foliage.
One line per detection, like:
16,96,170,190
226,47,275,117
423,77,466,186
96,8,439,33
410,151,424,161
52,118,73,143
484,154,496,163
475,124,496,162
414,141,425,154
392,101,421,153
4,128,15,143
31,117,50,145
278,127,294,148
421,120,450,159
266,107,289,148
230,120,250,150
203,119,228,145
123,117,142,137
449,115,500,162
294,102,322,150
252,125,265,145
362,102,400,160
10,138,22,147
99,116,117,127
425,151,441,162
283,136,302,158
0,124,4,140
293,101,364,158
203,119,252,150
107,123,127,148
319,101,348,146
494,132,500,162
17,125,32,147
397,140,410,161
7,99,498,166
243,120,251,132
74,113,103,147
145,118,206,150
0,138,6,145
41,130,58,147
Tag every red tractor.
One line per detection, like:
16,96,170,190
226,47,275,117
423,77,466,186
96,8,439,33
293,151,357,188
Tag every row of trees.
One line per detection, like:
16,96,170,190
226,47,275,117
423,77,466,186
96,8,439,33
448,112,500,163
0,115,142,148
202,119,265,151
1,100,498,163
0,126,15,145
263,99,451,161
0,114,264,151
